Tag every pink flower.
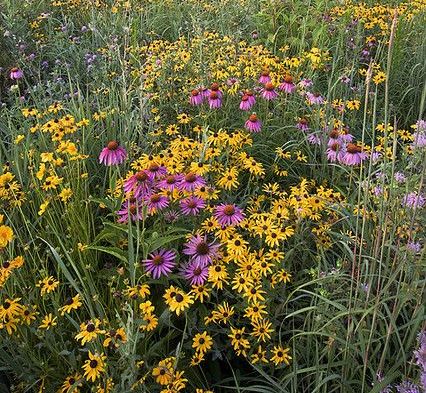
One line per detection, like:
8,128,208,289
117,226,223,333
99,141,127,166
278,75,296,93
10,67,23,80
341,143,368,165
145,193,169,213
213,203,245,227
179,172,206,192
208,91,222,109
258,71,271,84
306,92,325,105
117,199,144,223
180,196,206,216
239,94,253,111
123,170,152,198
261,82,278,100
146,163,167,180
245,90,256,106
157,174,183,191
296,118,309,131
326,142,344,162
245,114,262,133
208,82,223,98
189,89,203,106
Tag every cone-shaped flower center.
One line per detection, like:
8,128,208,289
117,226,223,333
346,143,362,154
107,140,119,150
241,95,249,102
175,294,184,303
187,200,197,208
135,171,148,181
210,91,219,99
3,261,10,268
265,82,274,91
152,255,164,266
329,129,340,139
210,82,219,91
129,204,137,214
86,323,95,332
11,67,19,72
166,175,176,184
249,114,258,122
193,267,202,276
284,74,293,83
196,241,210,255
223,204,235,216
191,89,199,96
185,173,197,183
150,194,161,203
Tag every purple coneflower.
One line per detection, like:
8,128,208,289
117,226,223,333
146,162,167,180
258,71,271,84
326,142,344,163
208,91,222,109
279,75,296,93
10,67,23,80
99,140,127,166
262,82,278,100
183,234,220,266
189,89,203,106
180,196,206,216
123,170,152,198
306,92,325,105
117,199,144,223
179,172,206,192
245,114,262,133
199,86,209,100
157,173,183,191
296,118,309,131
298,78,313,88
245,90,256,106
341,143,368,166
143,249,176,279
145,193,169,213
214,203,245,227
209,82,223,98
181,260,209,286
239,94,254,111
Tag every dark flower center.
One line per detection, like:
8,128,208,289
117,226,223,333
265,82,274,91
277,351,283,357
129,204,137,214
86,323,95,332
152,255,164,266
196,242,210,255
193,267,202,276
149,163,159,172
284,74,293,83
107,140,119,150
235,333,242,339
65,297,73,305
175,294,184,303
241,95,249,102
223,205,235,216
187,200,197,208
3,261,10,268
191,89,199,96
210,91,219,99
4,302,10,309
185,173,197,183
135,171,148,181
199,337,205,344
346,143,362,154
89,360,98,368
69,378,75,385
166,175,176,184
150,194,161,203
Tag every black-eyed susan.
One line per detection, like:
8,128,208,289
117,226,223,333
58,294,82,315
60,373,83,393
270,345,292,366
82,351,107,382
75,319,104,345
39,313,57,330
37,276,60,296
192,332,213,354
251,319,274,342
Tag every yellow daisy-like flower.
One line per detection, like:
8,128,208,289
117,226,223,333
37,276,60,296
58,294,82,315
270,345,292,366
82,351,107,382
39,313,57,330
192,332,213,354
0,225,13,248
75,319,104,345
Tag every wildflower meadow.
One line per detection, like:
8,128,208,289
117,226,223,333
0,0,425,392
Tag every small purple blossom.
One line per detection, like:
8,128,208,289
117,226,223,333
402,192,425,209
181,260,209,285
143,249,176,279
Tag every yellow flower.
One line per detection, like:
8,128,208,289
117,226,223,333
58,294,82,315
192,332,213,354
270,345,292,366
177,113,191,124
14,134,25,144
75,319,104,345
38,200,49,216
59,188,73,202
0,225,13,248
37,276,60,296
39,313,57,330
82,351,107,382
